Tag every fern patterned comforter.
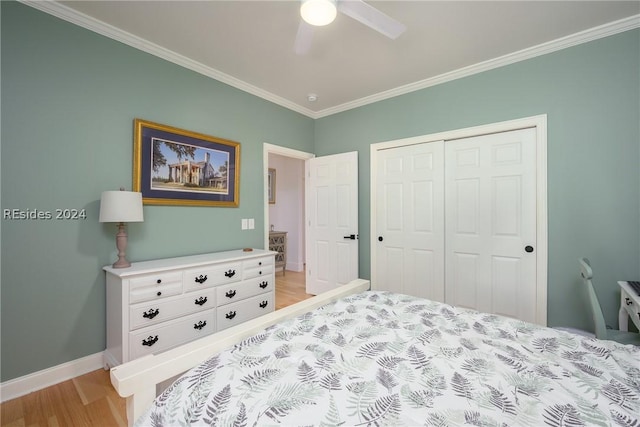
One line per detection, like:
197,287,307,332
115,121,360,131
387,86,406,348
136,291,640,426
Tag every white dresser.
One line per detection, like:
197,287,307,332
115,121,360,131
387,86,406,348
104,249,276,368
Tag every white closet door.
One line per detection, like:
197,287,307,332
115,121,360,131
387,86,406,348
374,142,445,301
445,128,537,322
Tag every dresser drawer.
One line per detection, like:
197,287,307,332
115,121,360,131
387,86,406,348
243,256,274,270
129,309,215,360
184,262,242,292
243,264,273,280
217,293,274,331
130,281,183,304
622,289,638,320
129,271,183,291
130,289,217,331
216,277,274,307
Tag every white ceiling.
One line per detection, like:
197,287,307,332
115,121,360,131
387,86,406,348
34,1,640,118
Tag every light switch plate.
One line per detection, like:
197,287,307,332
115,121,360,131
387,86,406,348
248,218,255,229
241,218,248,230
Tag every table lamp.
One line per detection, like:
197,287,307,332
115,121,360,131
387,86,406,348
99,188,144,268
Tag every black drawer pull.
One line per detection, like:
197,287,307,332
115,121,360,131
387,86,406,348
259,300,268,309
157,291,162,296
156,279,162,284
225,290,237,298
225,269,236,278
143,308,159,319
259,281,268,289
225,311,237,320
195,296,208,306
194,274,208,284
194,320,207,330
142,335,158,346
626,298,633,306
259,261,262,266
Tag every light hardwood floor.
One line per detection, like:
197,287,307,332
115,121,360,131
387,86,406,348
0,369,127,427
1,270,309,427
274,268,313,309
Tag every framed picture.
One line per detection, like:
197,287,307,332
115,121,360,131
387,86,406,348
268,168,276,204
133,119,240,207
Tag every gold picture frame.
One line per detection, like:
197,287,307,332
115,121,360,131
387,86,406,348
268,168,276,204
133,119,240,207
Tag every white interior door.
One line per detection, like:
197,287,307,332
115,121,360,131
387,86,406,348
374,142,445,301
445,128,537,322
306,151,359,295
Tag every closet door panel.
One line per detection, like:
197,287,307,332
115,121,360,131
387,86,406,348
454,178,480,235
451,252,480,310
492,256,524,318
375,142,445,301
378,247,404,292
384,182,403,231
445,128,537,323
414,181,433,231
409,249,436,298
493,176,521,236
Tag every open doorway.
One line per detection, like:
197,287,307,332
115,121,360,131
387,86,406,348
263,143,314,309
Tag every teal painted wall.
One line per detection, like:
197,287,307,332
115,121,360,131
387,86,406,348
1,2,313,381
314,29,640,333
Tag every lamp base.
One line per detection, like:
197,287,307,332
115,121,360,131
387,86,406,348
112,257,131,269
112,222,132,268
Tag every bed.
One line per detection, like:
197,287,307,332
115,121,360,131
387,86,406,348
111,279,640,426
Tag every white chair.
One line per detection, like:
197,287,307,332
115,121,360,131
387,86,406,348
579,258,640,345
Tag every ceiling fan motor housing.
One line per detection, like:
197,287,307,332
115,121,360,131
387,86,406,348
300,0,337,27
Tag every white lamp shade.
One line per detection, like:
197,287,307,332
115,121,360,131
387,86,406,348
301,0,337,26
99,190,144,223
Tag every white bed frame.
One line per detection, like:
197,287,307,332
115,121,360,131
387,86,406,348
110,279,370,426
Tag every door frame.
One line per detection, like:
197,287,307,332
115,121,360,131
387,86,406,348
370,114,548,325
263,143,314,254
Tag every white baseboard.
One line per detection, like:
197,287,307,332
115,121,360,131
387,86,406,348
285,261,304,272
0,352,105,403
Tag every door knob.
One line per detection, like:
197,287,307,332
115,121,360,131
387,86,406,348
378,236,383,242
525,246,534,253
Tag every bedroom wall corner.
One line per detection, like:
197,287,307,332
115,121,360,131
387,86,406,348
0,1,314,383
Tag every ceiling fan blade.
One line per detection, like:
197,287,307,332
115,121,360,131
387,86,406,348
337,0,406,39
294,20,314,55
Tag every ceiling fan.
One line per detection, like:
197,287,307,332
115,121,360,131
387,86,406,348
294,0,406,55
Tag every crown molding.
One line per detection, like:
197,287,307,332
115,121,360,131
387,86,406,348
20,2,639,120
20,0,317,118
314,13,640,118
